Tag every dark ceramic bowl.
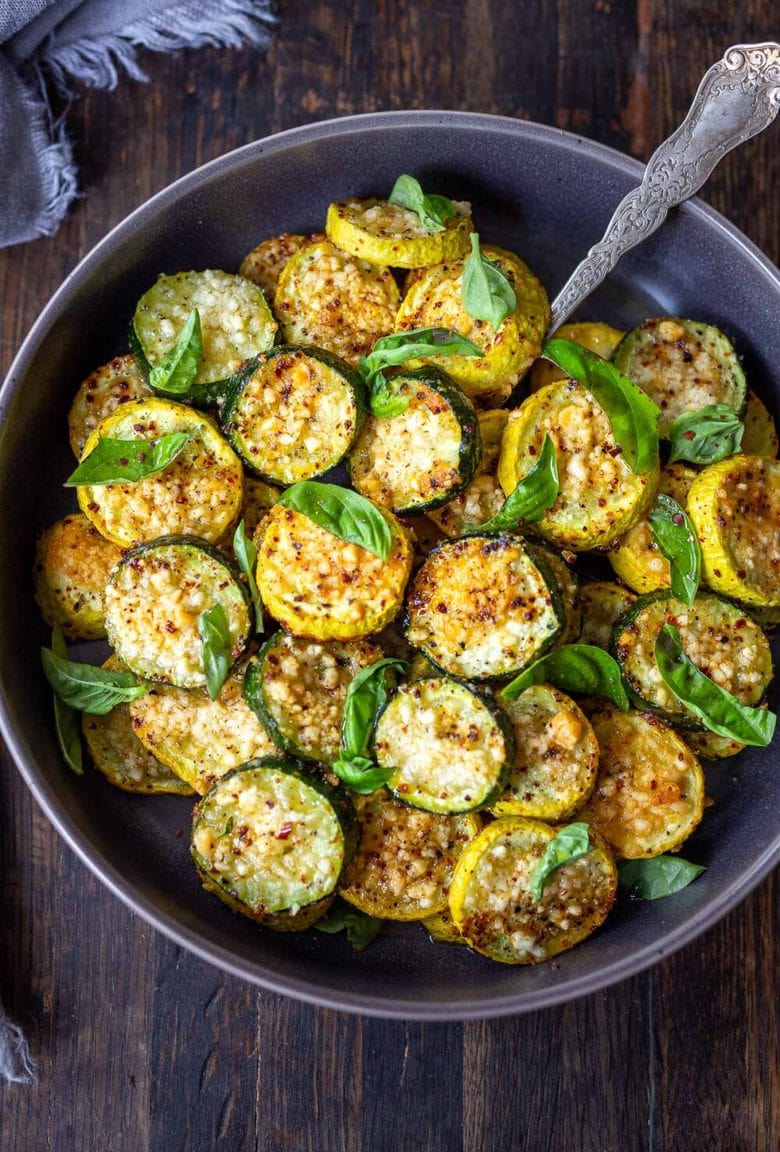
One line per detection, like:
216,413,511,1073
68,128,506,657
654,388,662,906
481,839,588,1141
1,112,778,1020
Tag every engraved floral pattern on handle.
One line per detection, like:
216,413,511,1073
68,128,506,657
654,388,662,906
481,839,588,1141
549,43,780,333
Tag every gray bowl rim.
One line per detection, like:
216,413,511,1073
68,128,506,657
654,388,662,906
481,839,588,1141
1,109,778,1021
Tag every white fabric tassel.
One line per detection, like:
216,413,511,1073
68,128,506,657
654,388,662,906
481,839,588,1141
0,997,35,1084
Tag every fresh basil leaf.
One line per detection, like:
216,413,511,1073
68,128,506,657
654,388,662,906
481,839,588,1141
501,644,629,709
332,756,394,795
668,405,744,465
530,822,591,902
648,493,701,609
233,520,263,633
314,900,384,950
41,646,147,714
461,232,517,331
65,432,191,487
387,174,455,233
655,624,776,746
542,338,660,475
618,855,705,900
277,481,392,561
479,434,558,530
360,327,482,419
198,603,233,701
49,626,83,774
148,308,203,396
340,658,409,760
368,381,412,419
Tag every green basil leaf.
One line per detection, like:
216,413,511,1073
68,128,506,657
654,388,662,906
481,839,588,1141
65,432,191,487
340,658,409,760
198,603,233,701
668,405,744,465
360,327,482,418
41,646,147,714
50,626,83,774
530,822,591,902
542,338,660,475
148,308,203,396
277,481,392,561
479,433,558,530
461,232,517,331
387,174,455,233
618,855,705,900
332,756,394,795
314,900,384,950
368,377,412,419
648,493,701,609
655,624,776,746
233,519,263,633
500,644,629,710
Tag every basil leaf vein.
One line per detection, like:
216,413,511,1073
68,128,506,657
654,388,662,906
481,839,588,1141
501,644,629,710
387,174,455,233
314,900,384,950
277,481,392,561
50,626,83,774
655,624,776,746
41,645,147,714
233,520,263,633
198,603,233,701
542,337,660,475
461,232,517,331
65,432,192,487
333,658,408,794
360,327,482,419
479,433,558,531
148,308,203,397
530,823,591,902
648,493,701,608
668,404,744,465
618,855,705,900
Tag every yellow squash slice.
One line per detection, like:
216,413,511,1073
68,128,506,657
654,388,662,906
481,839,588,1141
238,231,325,302
428,409,508,537
609,463,697,594
529,321,624,392
34,513,122,641
326,197,472,268
742,390,778,458
68,354,151,458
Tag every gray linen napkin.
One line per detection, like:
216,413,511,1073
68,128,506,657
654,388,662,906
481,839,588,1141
0,0,273,1084
0,0,274,246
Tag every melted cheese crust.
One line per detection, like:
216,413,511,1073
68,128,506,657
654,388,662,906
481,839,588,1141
34,513,122,641
405,535,561,680
68,355,151,458
239,232,325,302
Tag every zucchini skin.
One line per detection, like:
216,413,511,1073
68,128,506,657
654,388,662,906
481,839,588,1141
348,366,481,514
222,345,367,485
326,197,473,268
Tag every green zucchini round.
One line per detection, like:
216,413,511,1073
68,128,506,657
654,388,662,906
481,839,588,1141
374,677,515,813
348,366,481,514
222,345,367,484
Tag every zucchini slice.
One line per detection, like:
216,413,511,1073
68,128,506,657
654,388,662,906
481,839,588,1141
339,792,480,920
325,197,473,268
83,656,192,794
239,477,281,539
742,390,778,458
612,317,747,438
34,513,122,641
448,817,617,964
529,321,624,392
274,239,400,364
348,367,480,513
687,455,780,607
428,409,508,537
401,513,447,570
244,633,384,763
222,346,366,484
404,534,564,681
129,655,277,794
531,539,582,647
578,708,705,858
132,270,278,388
579,581,637,650
68,354,151,458
492,686,599,820
77,398,243,548
394,245,550,402
498,379,659,551
191,758,356,929
105,536,252,689
374,678,514,813
238,231,325,302
609,464,697,594
257,503,412,641
611,591,773,727
683,729,745,761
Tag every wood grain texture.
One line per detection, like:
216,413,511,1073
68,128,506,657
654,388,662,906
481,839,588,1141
0,3,777,1150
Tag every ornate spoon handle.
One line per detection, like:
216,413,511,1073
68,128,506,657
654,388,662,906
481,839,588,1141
549,43,780,333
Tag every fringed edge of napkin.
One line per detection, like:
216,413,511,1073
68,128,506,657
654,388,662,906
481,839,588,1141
0,998,36,1085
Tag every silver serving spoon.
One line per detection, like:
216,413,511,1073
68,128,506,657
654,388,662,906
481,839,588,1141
549,42,780,333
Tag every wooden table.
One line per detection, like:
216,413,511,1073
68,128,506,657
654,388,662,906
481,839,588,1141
1,4,777,1149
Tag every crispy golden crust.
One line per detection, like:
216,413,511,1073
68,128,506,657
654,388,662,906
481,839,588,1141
34,513,122,641
239,232,325,301
68,355,151,458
